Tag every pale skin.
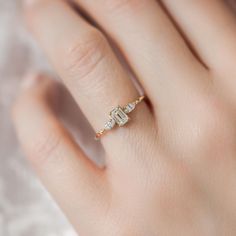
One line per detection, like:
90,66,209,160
12,0,236,235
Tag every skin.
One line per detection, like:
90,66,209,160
12,0,236,235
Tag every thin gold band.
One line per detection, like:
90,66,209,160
95,96,145,140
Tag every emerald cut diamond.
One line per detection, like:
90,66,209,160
110,106,129,127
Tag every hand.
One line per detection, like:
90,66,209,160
13,0,236,235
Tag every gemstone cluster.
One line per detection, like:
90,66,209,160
95,96,145,140
104,102,136,130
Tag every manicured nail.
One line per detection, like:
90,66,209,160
21,73,42,90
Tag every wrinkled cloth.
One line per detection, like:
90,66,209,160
0,0,236,236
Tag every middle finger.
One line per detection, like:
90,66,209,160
73,0,209,114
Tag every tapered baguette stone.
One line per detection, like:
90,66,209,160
124,103,136,113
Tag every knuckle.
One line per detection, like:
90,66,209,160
64,30,107,81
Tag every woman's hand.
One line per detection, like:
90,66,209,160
13,0,236,235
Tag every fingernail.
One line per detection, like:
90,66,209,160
21,73,42,90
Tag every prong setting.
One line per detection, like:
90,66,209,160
124,103,136,114
110,106,129,127
104,118,116,130
95,96,145,140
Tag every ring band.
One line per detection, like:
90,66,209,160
95,96,145,140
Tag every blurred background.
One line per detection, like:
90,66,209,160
1,0,236,236
0,0,77,235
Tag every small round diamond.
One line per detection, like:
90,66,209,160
124,103,135,113
104,118,116,130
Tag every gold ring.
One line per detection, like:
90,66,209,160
95,96,145,140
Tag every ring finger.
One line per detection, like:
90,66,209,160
24,0,155,169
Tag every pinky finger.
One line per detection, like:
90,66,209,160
12,74,108,234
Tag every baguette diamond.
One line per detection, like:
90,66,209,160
104,118,116,130
124,103,135,114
